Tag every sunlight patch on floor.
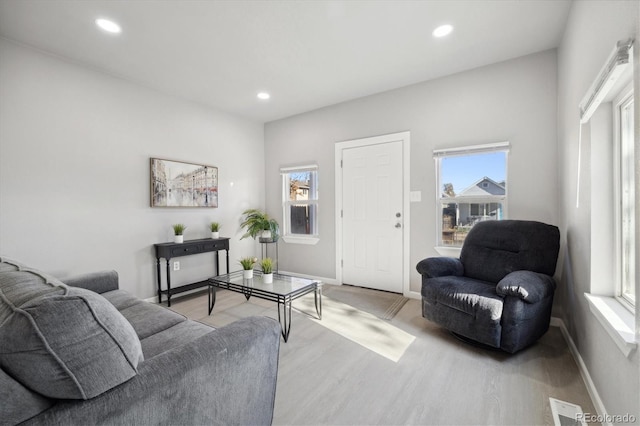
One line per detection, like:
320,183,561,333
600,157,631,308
293,295,415,362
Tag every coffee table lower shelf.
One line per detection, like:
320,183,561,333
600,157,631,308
207,271,322,342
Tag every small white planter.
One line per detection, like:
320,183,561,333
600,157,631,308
263,273,273,283
211,232,220,239
243,269,254,279
174,235,184,244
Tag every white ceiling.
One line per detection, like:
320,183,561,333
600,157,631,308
0,0,572,123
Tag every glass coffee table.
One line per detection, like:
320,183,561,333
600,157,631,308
208,271,322,342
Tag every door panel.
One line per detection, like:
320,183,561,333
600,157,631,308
342,140,403,293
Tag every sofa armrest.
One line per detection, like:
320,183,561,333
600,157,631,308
23,316,281,426
416,257,464,278
62,270,119,294
496,270,555,303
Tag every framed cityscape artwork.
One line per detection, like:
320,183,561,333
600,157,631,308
150,158,218,207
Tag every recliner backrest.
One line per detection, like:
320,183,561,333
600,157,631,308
459,220,560,283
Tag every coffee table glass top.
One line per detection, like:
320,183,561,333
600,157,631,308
209,270,321,297
208,270,322,342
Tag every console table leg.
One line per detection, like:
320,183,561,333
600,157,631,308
165,259,172,307
156,258,162,304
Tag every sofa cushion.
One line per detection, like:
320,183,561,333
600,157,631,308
140,320,214,358
101,289,141,311
422,276,504,321
117,299,187,340
460,220,560,283
0,367,53,424
0,256,28,272
101,289,187,339
0,268,144,400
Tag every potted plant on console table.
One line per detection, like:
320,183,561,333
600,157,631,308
210,222,221,239
240,209,280,243
172,223,187,243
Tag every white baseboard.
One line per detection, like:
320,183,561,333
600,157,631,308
143,287,208,305
143,295,157,304
550,316,610,424
407,290,421,300
277,270,338,285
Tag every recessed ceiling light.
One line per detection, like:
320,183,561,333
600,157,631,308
95,18,122,34
257,92,270,100
433,24,453,38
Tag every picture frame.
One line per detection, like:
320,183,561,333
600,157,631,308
150,158,218,208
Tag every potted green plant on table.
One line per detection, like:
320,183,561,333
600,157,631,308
172,224,187,243
260,258,274,283
239,257,257,279
210,222,221,239
240,209,279,242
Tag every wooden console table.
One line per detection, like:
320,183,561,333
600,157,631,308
154,237,230,307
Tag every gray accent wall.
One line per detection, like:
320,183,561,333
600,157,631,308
0,38,265,299
265,50,559,294
556,0,639,418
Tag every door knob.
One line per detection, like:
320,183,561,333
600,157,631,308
395,223,402,228
396,212,401,218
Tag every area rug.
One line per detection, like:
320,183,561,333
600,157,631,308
322,284,409,320
293,293,415,362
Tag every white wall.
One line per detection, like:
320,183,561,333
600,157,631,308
557,0,639,418
0,39,265,299
265,50,559,293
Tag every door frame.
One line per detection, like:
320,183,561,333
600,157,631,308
335,131,411,296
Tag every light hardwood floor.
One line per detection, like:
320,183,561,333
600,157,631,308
168,286,597,426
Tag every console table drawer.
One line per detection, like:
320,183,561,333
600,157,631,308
170,245,203,256
203,241,227,251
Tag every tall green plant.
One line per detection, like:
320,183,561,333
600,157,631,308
240,209,279,241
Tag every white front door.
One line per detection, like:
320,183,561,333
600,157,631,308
341,139,404,293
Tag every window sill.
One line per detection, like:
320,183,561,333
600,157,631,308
281,235,319,245
584,293,637,357
434,246,461,257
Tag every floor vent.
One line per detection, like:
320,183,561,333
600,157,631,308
549,397,586,426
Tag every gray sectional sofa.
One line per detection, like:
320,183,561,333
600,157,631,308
0,257,281,425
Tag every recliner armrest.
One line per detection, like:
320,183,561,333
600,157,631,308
496,270,555,303
416,257,464,278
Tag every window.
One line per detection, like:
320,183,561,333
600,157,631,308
281,165,319,244
434,142,509,247
614,86,635,308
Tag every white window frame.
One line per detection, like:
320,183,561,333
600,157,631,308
583,41,636,357
433,142,510,255
613,83,635,310
280,165,319,245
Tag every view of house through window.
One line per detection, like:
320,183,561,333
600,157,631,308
281,166,318,239
434,144,508,247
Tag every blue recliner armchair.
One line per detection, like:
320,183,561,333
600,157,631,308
416,220,560,353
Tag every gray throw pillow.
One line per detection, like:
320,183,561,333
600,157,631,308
0,268,143,399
